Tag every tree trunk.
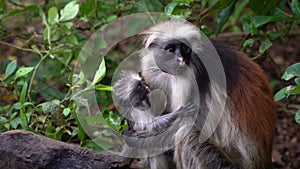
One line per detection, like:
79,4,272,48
0,130,132,169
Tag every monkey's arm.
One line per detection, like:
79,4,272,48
134,103,195,137
149,103,195,132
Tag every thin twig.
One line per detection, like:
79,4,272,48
27,54,48,100
0,40,47,53
276,102,300,112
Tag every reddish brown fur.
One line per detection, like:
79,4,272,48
229,52,276,168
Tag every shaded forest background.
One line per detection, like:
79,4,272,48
0,0,299,168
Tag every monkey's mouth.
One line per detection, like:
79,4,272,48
159,65,186,75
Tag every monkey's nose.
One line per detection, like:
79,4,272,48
178,57,184,66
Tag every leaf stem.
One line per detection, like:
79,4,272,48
27,53,49,101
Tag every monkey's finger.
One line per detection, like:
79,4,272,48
179,103,196,117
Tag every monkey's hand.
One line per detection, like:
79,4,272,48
177,102,196,117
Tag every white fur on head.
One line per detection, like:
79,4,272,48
142,21,202,49
113,71,141,102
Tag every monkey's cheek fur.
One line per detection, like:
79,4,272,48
156,58,187,75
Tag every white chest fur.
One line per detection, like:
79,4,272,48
169,72,192,111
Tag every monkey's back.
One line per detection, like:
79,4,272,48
214,41,276,168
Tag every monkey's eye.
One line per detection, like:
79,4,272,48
148,43,157,48
164,45,176,53
180,44,192,56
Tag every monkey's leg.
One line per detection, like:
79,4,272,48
175,127,241,169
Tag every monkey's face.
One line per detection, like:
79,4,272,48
147,39,192,75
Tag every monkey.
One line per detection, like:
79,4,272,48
113,21,276,169
113,71,196,169
113,71,196,134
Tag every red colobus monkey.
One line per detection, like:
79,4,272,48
113,21,276,169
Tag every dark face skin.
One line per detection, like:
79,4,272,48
149,39,192,75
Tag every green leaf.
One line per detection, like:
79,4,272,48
38,100,60,113
20,81,28,104
0,116,8,131
60,1,79,22
250,0,280,15
249,0,262,13
252,15,284,27
5,60,17,78
39,8,47,25
291,0,300,16
62,22,74,29
106,15,117,23
243,38,255,47
65,33,78,45
48,7,59,24
274,86,295,101
20,110,29,130
62,108,71,116
73,71,86,86
295,78,300,85
14,67,34,80
291,85,300,94
7,5,38,17
10,117,22,129
95,84,112,91
165,2,178,15
91,58,106,86
79,16,89,22
80,0,95,16
295,109,300,124
43,27,49,41
202,0,236,19
241,14,258,35
200,25,211,36
11,102,22,110
271,7,293,18
269,31,282,40
282,62,300,80
215,1,235,36
0,0,7,12
259,39,272,53
0,0,5,22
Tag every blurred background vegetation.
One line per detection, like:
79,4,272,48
0,0,300,167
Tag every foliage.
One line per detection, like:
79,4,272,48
0,0,133,149
274,63,300,123
0,0,299,153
